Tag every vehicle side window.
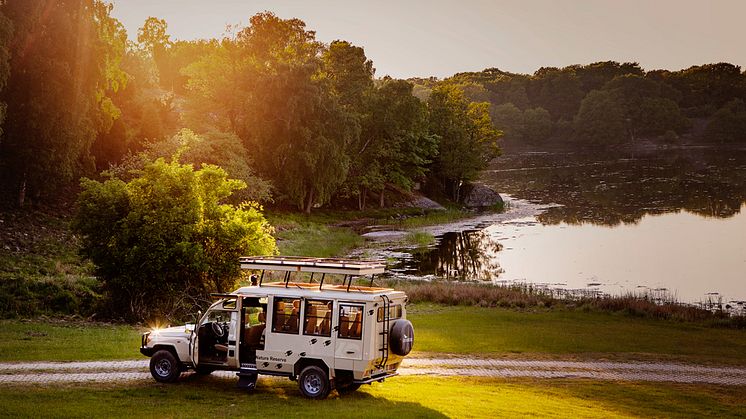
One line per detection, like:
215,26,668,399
377,304,402,322
303,300,332,337
272,297,300,334
338,304,363,340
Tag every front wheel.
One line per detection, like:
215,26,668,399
150,350,181,383
298,366,331,399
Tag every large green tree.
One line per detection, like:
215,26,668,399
0,0,121,206
347,78,437,209
185,13,356,213
428,84,502,201
73,159,276,321
573,90,626,144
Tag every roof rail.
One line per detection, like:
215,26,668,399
239,256,386,276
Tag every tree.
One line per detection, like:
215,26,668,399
490,102,524,143
704,99,746,143
522,107,553,143
428,84,502,201
348,78,437,209
0,9,12,136
111,129,272,203
184,13,355,213
0,0,121,206
573,90,626,144
73,159,276,321
527,67,585,120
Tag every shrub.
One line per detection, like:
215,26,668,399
73,158,276,321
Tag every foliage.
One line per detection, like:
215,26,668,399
111,128,272,203
704,99,746,143
427,83,502,201
73,159,276,321
574,90,627,144
348,78,437,209
0,0,121,207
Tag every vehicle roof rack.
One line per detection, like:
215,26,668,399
239,256,386,276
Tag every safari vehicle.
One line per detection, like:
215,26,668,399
140,256,414,399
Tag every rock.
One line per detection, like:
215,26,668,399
462,184,504,208
394,194,446,211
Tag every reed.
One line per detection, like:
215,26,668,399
390,280,746,328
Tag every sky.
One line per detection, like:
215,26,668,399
109,0,746,79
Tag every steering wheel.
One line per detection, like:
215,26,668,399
211,321,225,338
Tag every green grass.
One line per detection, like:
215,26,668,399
0,320,144,361
408,304,746,364
0,377,742,418
2,305,745,364
404,231,435,246
272,220,363,258
382,208,474,228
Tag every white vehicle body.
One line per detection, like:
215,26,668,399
140,257,414,398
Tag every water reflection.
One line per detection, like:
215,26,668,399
482,148,746,226
397,230,503,280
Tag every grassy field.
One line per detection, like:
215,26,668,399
409,304,746,364
0,320,144,361
0,376,742,418
2,304,745,364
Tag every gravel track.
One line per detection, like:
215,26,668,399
1,357,745,386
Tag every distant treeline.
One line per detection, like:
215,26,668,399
1,1,744,212
410,62,746,147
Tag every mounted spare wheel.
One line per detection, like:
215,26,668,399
389,319,414,356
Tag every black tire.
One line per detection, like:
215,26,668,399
194,365,215,375
389,319,414,356
150,350,181,383
298,365,331,399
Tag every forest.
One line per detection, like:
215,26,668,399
1,1,745,214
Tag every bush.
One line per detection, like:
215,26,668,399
0,273,101,319
73,159,277,321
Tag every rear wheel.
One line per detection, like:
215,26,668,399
150,350,181,383
298,366,331,399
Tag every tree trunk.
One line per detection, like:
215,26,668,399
17,173,26,208
359,187,367,211
379,187,385,208
304,189,314,214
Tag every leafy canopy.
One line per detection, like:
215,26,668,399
73,159,276,321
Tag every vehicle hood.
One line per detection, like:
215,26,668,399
150,324,194,339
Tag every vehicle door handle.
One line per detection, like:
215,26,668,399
346,351,355,354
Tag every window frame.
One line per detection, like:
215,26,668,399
377,304,402,322
302,299,333,337
337,303,364,341
271,297,301,335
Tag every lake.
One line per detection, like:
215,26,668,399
391,146,746,307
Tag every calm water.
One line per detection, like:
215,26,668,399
394,147,746,304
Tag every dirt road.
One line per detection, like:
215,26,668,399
1,357,744,386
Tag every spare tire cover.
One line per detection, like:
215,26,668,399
389,319,414,356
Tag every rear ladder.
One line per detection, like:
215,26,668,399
377,294,391,368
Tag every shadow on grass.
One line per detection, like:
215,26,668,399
1,375,447,418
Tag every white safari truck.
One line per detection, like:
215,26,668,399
140,256,414,399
